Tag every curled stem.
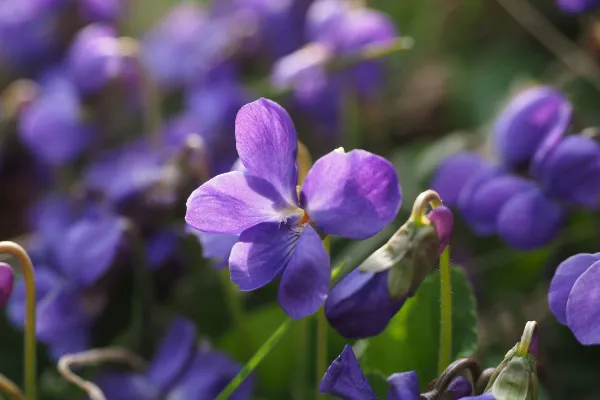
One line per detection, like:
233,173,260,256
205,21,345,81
57,347,147,400
0,241,37,400
0,374,27,400
408,190,453,375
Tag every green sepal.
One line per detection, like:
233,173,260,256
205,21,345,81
490,355,536,400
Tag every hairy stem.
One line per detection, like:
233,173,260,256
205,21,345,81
438,246,452,375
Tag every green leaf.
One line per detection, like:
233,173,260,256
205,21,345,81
364,371,389,399
219,305,300,398
362,267,477,388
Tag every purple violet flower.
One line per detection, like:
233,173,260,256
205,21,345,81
549,253,600,345
493,86,572,168
556,0,600,13
8,197,126,359
320,345,492,400
84,140,169,207
67,24,134,94
186,98,401,319
534,134,600,209
19,73,94,166
96,317,253,400
430,152,488,207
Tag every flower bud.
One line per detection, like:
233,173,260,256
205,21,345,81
485,321,538,400
493,86,571,168
0,263,14,308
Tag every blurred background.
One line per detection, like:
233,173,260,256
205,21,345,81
0,0,600,399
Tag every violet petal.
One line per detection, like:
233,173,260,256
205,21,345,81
319,345,376,400
549,253,600,325
566,260,600,345
302,149,401,240
277,225,330,319
235,98,299,206
186,171,300,235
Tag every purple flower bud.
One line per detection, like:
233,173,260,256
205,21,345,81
0,263,14,308
79,0,122,22
556,0,600,13
431,152,488,207
67,24,132,94
496,186,565,250
534,135,600,209
458,170,535,236
325,269,407,339
493,86,572,167
426,205,454,254
549,253,600,345
19,75,94,165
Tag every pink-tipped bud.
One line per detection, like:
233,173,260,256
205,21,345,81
0,263,14,308
427,205,454,254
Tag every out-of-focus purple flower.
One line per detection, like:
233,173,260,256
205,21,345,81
19,74,93,166
141,4,206,89
0,263,14,308
186,98,401,318
496,186,565,250
493,86,572,168
234,0,311,58
84,140,169,206
67,24,134,94
314,5,398,95
430,152,488,206
146,229,179,270
0,0,63,66
534,135,600,209
79,0,122,22
187,225,238,269
96,317,253,400
8,200,126,359
458,169,534,236
556,0,600,13
549,253,600,345
325,269,407,339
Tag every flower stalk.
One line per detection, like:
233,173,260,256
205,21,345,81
408,190,452,375
317,235,331,400
0,241,37,400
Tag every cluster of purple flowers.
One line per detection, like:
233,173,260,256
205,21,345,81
0,0,407,398
432,85,600,250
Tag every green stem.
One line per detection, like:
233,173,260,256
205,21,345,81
0,242,37,400
438,245,452,375
216,318,293,400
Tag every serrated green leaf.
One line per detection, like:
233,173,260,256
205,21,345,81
362,267,477,388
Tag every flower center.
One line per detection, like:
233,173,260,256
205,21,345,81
299,212,310,226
